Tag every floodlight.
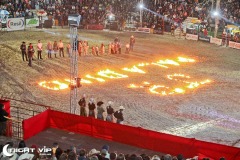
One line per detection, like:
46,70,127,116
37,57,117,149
213,11,219,16
109,14,114,20
139,4,144,9
68,14,81,26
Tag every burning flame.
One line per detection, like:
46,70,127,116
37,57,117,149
151,63,169,68
149,85,167,95
138,63,150,67
186,79,211,89
128,84,143,88
173,88,185,93
167,74,191,80
122,66,146,73
86,75,105,82
155,59,180,66
64,79,92,84
177,57,195,63
128,82,151,89
97,69,128,79
38,81,68,90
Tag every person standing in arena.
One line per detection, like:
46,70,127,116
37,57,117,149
78,94,87,117
106,101,114,122
222,31,227,46
114,106,125,124
88,98,96,118
27,43,35,67
53,41,58,58
47,41,53,58
130,35,135,51
97,101,105,120
37,40,43,60
58,40,64,57
67,43,71,57
20,41,28,61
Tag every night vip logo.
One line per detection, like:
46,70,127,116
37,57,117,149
2,144,52,157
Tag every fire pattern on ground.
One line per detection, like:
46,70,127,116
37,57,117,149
39,57,211,95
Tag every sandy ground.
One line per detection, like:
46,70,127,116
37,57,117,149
0,28,240,148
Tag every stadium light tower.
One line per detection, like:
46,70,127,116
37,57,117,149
68,14,81,114
214,0,220,38
138,0,144,27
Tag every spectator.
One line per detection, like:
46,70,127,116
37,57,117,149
20,41,28,61
47,41,53,59
0,103,9,136
37,40,43,60
97,101,105,120
58,40,64,57
114,106,125,124
79,94,87,117
106,101,114,122
88,98,96,118
27,43,35,67
78,149,87,160
110,153,117,160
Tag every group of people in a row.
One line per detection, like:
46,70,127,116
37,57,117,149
19,35,136,67
78,94,125,124
20,39,67,67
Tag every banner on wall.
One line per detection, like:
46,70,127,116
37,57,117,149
186,34,198,41
229,41,235,48
234,42,240,50
210,37,222,45
7,17,25,31
26,18,39,27
198,34,211,42
137,27,151,33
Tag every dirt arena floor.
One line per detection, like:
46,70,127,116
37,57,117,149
0,29,239,147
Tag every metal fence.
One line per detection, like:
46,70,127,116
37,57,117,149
1,97,51,140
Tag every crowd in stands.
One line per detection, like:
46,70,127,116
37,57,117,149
1,0,239,28
0,141,227,160
1,0,239,41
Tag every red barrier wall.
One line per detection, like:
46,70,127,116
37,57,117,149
23,110,50,140
23,110,240,160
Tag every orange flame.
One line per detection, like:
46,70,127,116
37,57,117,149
155,59,180,66
122,66,146,73
177,57,195,63
138,63,150,67
86,74,105,82
38,81,68,90
97,69,128,79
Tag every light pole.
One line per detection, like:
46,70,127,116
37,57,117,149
139,0,144,27
214,0,220,38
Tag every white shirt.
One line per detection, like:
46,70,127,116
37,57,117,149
37,42,43,51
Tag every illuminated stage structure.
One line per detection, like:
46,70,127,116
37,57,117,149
68,14,81,114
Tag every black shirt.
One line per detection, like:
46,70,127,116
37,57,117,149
107,106,114,114
0,109,9,122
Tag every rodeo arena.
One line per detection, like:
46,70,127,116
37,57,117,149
0,0,240,159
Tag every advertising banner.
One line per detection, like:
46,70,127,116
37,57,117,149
234,42,240,50
229,41,235,48
186,34,198,41
137,27,151,33
198,34,211,43
210,37,222,45
26,18,39,27
6,17,25,31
